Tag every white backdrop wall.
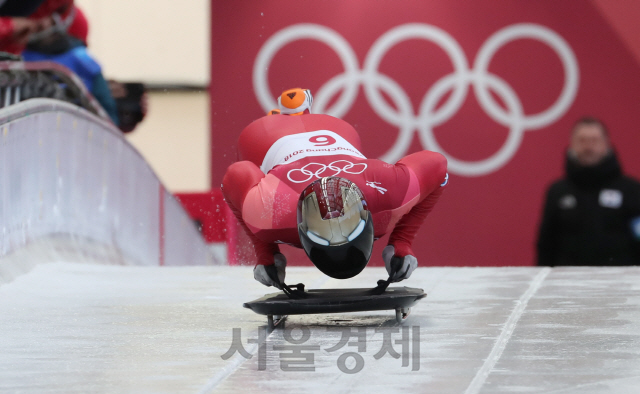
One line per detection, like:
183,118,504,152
125,91,211,192
73,0,212,192
75,0,210,86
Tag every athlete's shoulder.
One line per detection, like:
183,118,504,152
237,115,302,163
393,150,448,189
421,151,448,186
403,150,448,172
427,151,448,166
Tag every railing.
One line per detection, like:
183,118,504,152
0,60,110,120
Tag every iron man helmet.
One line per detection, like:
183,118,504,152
297,177,374,279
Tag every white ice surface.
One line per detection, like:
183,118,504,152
1,262,640,394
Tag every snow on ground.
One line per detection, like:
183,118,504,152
1,258,640,394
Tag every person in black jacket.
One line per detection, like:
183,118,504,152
537,117,640,266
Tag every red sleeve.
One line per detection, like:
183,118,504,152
0,18,22,54
0,18,15,41
388,151,448,257
221,161,280,265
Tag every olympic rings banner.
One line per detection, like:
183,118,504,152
211,0,640,266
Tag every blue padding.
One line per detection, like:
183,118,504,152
631,216,640,240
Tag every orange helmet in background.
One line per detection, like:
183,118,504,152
278,88,313,115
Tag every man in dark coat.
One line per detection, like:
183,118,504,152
537,117,640,266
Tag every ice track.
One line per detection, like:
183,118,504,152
2,258,640,393
2,99,640,392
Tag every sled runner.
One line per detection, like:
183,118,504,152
244,272,426,329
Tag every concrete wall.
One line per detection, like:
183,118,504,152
0,99,217,267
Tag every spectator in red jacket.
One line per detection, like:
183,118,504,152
0,0,73,54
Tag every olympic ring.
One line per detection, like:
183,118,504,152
254,23,579,176
287,160,368,183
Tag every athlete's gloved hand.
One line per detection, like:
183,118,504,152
253,253,286,289
382,245,418,282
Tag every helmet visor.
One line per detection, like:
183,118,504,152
298,177,369,245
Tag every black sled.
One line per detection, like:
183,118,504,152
243,270,426,329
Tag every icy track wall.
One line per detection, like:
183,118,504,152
0,99,217,280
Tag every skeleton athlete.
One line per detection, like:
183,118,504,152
222,88,448,288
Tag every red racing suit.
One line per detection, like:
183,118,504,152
222,113,448,266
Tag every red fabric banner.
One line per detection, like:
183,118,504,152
210,0,640,266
